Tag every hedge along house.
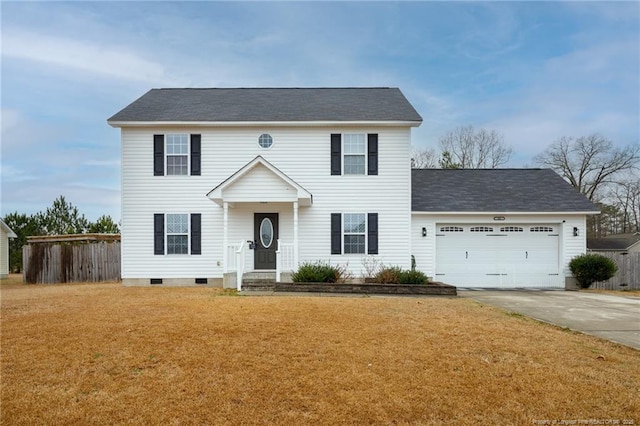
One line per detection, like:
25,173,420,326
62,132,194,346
108,87,597,289
1,219,17,278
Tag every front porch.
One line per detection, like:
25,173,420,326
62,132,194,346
206,156,312,290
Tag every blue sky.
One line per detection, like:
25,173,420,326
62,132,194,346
1,1,638,222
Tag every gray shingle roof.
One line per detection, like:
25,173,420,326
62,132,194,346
108,88,423,123
588,233,640,251
412,169,599,212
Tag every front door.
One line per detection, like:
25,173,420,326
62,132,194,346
254,213,278,270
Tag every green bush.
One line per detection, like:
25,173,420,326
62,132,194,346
398,269,429,284
292,262,347,283
569,254,618,289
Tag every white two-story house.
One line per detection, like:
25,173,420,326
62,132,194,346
109,88,422,288
109,87,597,289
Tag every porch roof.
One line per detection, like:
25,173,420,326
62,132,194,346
206,156,313,206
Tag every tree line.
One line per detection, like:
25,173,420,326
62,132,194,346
412,126,640,238
3,196,119,272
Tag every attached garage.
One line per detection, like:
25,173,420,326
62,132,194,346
435,223,561,288
411,169,599,289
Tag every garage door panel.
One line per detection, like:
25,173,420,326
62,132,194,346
435,224,561,288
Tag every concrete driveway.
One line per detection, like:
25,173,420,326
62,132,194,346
459,290,640,349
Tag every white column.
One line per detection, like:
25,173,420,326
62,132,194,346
293,201,299,269
223,202,228,273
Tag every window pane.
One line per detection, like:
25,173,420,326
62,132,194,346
166,134,188,154
343,134,365,154
167,235,188,254
166,214,188,233
344,214,365,233
344,155,365,175
344,235,365,254
167,156,188,175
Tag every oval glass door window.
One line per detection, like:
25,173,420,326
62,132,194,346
260,218,274,248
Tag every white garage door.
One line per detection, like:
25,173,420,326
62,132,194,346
435,224,562,288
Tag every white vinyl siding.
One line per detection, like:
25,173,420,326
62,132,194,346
120,126,412,280
0,228,9,278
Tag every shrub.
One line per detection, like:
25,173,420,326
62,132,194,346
375,265,429,284
375,266,403,284
569,254,618,289
292,262,351,283
398,269,429,284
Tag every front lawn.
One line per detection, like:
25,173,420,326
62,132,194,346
1,275,638,425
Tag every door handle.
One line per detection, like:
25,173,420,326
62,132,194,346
525,251,528,259
465,251,468,259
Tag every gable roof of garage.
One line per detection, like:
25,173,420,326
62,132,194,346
412,169,599,213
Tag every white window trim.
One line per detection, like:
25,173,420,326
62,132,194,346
343,212,367,254
165,134,190,176
165,213,190,255
342,133,367,176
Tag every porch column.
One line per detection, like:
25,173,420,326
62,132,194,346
223,202,228,273
293,201,299,268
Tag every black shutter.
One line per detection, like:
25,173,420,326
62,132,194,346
153,135,164,176
190,134,201,176
191,213,201,255
331,134,341,175
154,214,164,255
368,134,378,175
331,213,342,255
368,213,378,254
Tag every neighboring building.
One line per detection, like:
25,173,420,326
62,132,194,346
1,219,17,279
108,87,598,289
588,233,640,254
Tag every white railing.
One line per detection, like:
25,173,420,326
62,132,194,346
226,244,240,272
235,241,248,291
276,240,295,282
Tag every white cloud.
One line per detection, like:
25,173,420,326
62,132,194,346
1,29,177,85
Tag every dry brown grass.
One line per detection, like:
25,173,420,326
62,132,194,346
2,274,639,425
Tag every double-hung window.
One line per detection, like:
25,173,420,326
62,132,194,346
153,134,201,176
166,214,189,254
343,213,366,253
343,134,366,175
330,133,378,176
331,212,378,255
154,213,201,255
166,134,189,175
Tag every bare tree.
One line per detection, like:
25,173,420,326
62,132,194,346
534,134,640,201
439,126,512,168
609,176,640,233
411,146,438,168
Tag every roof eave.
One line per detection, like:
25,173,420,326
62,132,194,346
107,120,422,128
411,210,601,215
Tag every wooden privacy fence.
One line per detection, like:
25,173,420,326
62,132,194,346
23,234,121,284
589,252,639,290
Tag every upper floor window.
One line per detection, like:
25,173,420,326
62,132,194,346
258,134,273,149
331,133,378,176
153,134,201,177
166,134,189,175
343,134,366,175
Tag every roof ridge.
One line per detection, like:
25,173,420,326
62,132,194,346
150,87,396,90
